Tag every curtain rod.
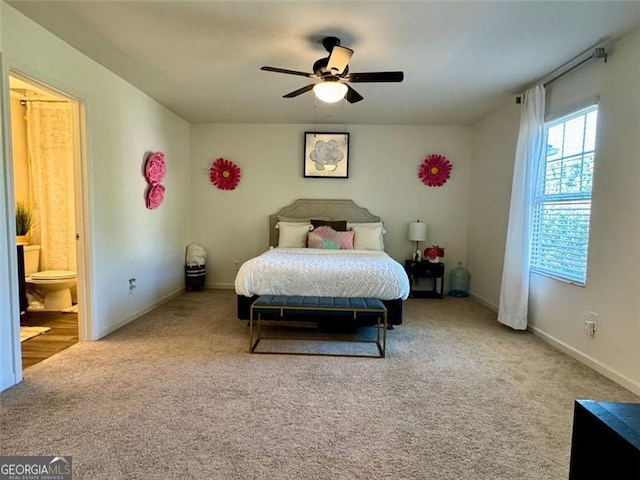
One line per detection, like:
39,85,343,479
515,46,607,104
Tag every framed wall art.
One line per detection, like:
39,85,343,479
303,132,349,178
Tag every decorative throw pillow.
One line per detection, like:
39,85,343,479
308,226,354,250
277,222,312,248
311,219,348,232
337,230,355,249
350,223,385,251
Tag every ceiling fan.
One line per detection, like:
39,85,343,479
260,36,404,104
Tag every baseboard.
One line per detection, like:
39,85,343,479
95,287,185,339
470,292,498,312
528,325,640,397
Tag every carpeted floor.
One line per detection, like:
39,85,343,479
1,290,637,479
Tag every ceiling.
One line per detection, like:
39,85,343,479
7,1,640,126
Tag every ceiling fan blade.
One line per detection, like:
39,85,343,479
345,85,364,104
345,71,404,83
261,66,315,78
327,46,353,75
283,84,315,98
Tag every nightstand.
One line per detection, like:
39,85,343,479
404,260,444,299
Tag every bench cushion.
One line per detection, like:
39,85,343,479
252,295,385,311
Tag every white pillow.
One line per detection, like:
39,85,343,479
277,222,312,248
350,223,385,251
347,222,387,234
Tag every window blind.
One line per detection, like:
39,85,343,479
530,105,598,285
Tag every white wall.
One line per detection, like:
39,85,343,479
468,27,640,395
529,28,640,394
468,101,520,308
191,123,472,287
0,4,192,391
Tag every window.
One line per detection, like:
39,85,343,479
530,105,598,285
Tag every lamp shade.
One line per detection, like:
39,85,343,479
313,81,348,103
408,221,427,242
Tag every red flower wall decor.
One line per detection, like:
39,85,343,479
210,158,241,191
418,154,452,187
144,151,166,210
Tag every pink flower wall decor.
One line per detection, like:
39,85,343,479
146,183,165,210
143,151,166,209
145,151,166,184
210,157,241,191
418,154,452,187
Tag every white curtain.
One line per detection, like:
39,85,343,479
497,85,545,330
26,101,76,272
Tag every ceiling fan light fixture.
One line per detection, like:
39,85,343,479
262,36,403,104
313,80,348,103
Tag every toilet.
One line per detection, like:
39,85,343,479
23,245,77,311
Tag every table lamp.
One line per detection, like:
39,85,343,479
408,221,427,260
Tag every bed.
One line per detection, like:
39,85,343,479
235,199,409,324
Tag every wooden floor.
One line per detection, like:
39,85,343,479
20,310,78,369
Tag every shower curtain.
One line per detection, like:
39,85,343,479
26,101,76,272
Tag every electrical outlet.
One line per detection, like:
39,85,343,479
584,320,596,337
584,311,598,337
129,278,137,294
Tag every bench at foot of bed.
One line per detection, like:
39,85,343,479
237,294,403,325
249,295,388,358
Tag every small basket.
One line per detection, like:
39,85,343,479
185,264,206,292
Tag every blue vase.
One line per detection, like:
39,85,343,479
449,261,470,297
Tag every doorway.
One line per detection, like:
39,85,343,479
8,73,89,369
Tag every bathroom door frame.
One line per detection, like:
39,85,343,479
0,54,23,389
3,67,94,357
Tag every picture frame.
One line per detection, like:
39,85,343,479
303,132,349,178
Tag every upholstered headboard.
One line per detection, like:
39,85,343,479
269,199,381,248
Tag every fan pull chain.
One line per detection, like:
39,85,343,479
313,98,317,135
343,99,348,132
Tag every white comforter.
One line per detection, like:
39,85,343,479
235,248,410,300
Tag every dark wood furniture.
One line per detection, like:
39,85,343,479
568,399,640,479
404,260,444,298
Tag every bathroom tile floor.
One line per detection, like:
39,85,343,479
20,310,78,369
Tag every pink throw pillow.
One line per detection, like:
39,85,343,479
308,226,354,250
